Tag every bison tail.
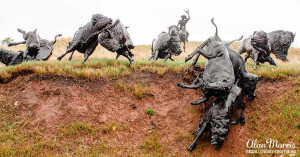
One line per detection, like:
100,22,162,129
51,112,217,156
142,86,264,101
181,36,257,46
211,18,222,42
151,39,155,53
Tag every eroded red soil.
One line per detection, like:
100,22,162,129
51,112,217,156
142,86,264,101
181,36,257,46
0,71,293,156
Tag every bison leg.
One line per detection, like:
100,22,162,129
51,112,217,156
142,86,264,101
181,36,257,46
188,116,209,151
238,47,245,55
82,49,95,63
152,50,159,62
83,51,93,63
184,40,208,63
191,94,210,105
57,42,79,61
8,41,26,47
252,52,259,70
116,54,120,59
68,51,75,61
178,73,204,89
237,97,246,126
191,53,201,66
148,56,153,61
266,56,279,67
240,108,245,126
236,94,246,126
185,49,199,63
82,41,98,63
122,51,134,64
163,54,171,63
23,49,30,60
185,39,210,64
17,28,27,39
169,56,175,61
244,55,250,62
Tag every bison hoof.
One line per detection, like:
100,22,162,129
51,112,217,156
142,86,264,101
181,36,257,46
191,96,208,105
231,121,238,125
248,94,256,100
129,60,135,65
240,119,245,126
57,57,62,61
177,82,186,87
191,100,202,105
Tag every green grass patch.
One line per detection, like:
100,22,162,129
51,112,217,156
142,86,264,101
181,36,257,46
248,80,300,145
146,108,154,116
60,121,122,137
0,54,299,82
0,59,195,82
247,62,300,79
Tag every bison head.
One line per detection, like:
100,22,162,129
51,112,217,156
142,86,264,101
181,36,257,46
210,114,231,146
240,73,259,100
24,29,40,57
168,25,179,36
91,14,113,31
251,30,268,46
167,25,182,55
277,32,296,62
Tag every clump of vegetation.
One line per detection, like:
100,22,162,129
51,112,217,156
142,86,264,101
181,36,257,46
1,37,14,46
101,121,121,134
140,131,163,153
116,82,153,100
175,131,194,142
61,121,94,136
133,84,153,100
60,121,122,137
146,108,154,116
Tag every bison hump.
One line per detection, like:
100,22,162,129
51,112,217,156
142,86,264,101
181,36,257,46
98,19,134,52
152,32,171,52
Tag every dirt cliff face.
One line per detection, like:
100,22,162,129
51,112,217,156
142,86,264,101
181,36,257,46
0,71,294,156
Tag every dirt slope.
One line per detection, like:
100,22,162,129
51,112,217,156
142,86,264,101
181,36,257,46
0,71,293,156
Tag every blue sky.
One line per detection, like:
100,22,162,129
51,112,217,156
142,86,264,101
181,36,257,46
0,0,299,47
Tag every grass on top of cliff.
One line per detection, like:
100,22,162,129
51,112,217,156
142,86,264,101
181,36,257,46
0,59,195,82
0,39,299,81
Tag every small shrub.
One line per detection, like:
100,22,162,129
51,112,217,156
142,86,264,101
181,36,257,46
146,108,154,116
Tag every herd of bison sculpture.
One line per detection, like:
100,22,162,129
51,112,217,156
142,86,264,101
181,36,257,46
0,12,296,152
0,28,61,66
57,14,135,64
0,14,135,66
238,30,295,69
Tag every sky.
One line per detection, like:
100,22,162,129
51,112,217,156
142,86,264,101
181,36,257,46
0,0,299,47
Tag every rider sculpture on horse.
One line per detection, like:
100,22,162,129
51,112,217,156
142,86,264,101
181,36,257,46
177,9,190,52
